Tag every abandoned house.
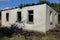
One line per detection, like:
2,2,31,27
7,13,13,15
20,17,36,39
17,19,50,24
1,4,58,33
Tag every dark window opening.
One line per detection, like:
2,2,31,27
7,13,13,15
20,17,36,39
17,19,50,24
17,12,21,21
50,22,53,25
28,15,33,22
6,13,9,21
50,11,52,14
0,11,1,20
55,13,57,15
28,10,33,22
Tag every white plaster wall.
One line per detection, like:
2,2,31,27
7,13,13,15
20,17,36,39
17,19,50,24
22,4,46,32
54,12,58,25
1,8,21,27
46,4,58,31
1,4,47,32
2,10,11,27
1,4,58,33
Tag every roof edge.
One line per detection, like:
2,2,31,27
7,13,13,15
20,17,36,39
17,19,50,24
0,3,46,11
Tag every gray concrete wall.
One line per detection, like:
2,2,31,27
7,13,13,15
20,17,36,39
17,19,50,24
1,8,21,27
1,4,58,33
46,4,58,31
22,4,46,32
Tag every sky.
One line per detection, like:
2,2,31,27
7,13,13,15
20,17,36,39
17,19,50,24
0,0,60,10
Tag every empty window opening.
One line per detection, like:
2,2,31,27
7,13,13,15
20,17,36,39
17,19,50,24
17,12,21,21
50,22,53,25
6,13,9,21
28,10,33,22
50,11,52,14
55,13,57,15
50,11,53,25
0,11,1,20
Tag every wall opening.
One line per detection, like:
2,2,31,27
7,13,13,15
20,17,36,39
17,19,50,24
50,11,53,25
6,13,9,21
28,10,33,23
0,11,1,20
17,12,21,22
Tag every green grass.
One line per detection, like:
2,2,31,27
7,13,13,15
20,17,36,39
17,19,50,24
0,36,25,40
42,35,58,40
0,34,60,40
0,22,60,40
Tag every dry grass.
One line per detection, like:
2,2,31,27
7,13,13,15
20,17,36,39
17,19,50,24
0,36,25,40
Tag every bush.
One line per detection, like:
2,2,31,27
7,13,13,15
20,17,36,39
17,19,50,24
0,26,21,37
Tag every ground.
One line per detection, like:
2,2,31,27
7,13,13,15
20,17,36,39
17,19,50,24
0,34,60,40
0,23,60,40
0,27,60,40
